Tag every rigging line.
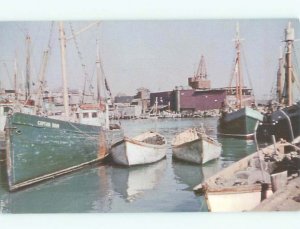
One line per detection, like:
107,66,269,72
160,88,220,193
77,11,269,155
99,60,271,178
228,56,236,88
15,23,27,37
292,44,300,79
69,22,90,102
2,62,13,88
66,121,98,140
47,22,55,50
241,45,254,96
99,54,113,99
291,44,300,92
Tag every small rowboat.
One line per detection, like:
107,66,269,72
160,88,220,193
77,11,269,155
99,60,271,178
111,131,167,166
193,140,299,212
172,127,222,164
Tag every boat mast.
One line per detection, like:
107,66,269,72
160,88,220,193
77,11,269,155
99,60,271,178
59,22,70,117
96,39,109,129
285,22,294,106
277,47,284,103
25,35,31,100
235,23,243,109
14,56,18,100
96,39,102,103
36,50,49,110
36,22,53,111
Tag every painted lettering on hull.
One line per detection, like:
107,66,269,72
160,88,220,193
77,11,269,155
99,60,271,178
37,121,60,129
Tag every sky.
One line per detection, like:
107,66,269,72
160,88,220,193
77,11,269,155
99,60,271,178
0,19,300,100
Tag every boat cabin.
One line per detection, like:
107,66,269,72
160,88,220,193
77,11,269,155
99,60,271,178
75,106,106,127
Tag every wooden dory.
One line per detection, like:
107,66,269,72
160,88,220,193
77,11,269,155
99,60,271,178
172,128,222,164
193,140,298,212
111,131,167,166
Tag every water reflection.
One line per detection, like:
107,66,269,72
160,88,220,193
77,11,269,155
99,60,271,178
0,164,113,213
0,161,9,213
111,159,167,202
172,158,223,191
218,137,256,162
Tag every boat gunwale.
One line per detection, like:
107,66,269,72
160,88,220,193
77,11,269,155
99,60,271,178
171,127,221,147
171,135,221,148
10,113,101,128
194,142,286,192
206,183,264,194
124,135,167,150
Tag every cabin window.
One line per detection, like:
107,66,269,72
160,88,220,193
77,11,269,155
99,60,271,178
83,113,89,118
92,112,97,118
4,107,13,115
76,113,80,119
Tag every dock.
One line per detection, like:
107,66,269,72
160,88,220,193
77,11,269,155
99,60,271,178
253,176,300,211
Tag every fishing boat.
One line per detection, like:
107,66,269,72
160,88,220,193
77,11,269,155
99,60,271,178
257,22,300,143
171,126,221,164
193,139,299,212
111,131,167,166
218,24,263,139
0,36,37,151
5,22,123,191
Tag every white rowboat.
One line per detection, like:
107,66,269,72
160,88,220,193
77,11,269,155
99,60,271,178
172,127,221,164
193,140,299,212
111,131,167,166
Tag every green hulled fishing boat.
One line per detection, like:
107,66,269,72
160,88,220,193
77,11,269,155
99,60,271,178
5,22,123,191
218,107,263,139
6,112,122,191
218,23,263,139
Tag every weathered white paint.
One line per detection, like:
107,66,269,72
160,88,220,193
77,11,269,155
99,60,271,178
111,132,167,166
205,183,274,212
193,141,297,212
207,190,262,212
172,128,221,164
0,116,6,132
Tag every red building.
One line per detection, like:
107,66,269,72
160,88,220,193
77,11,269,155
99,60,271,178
150,89,226,112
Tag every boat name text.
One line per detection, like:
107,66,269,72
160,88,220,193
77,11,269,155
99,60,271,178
37,121,60,128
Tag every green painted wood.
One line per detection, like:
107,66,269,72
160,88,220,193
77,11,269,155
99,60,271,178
6,112,123,190
218,108,263,138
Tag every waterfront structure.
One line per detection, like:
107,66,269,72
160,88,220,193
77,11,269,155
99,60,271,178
150,89,227,113
114,95,134,104
114,103,142,119
188,55,211,90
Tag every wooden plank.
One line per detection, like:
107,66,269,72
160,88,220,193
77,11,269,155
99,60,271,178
271,170,288,192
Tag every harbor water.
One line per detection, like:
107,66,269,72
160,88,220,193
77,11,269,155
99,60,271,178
0,117,256,213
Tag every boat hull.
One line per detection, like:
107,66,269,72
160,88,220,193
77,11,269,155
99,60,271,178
192,142,295,212
5,112,123,191
256,102,300,143
218,107,263,139
205,184,273,212
0,115,6,151
172,137,221,164
111,136,167,166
